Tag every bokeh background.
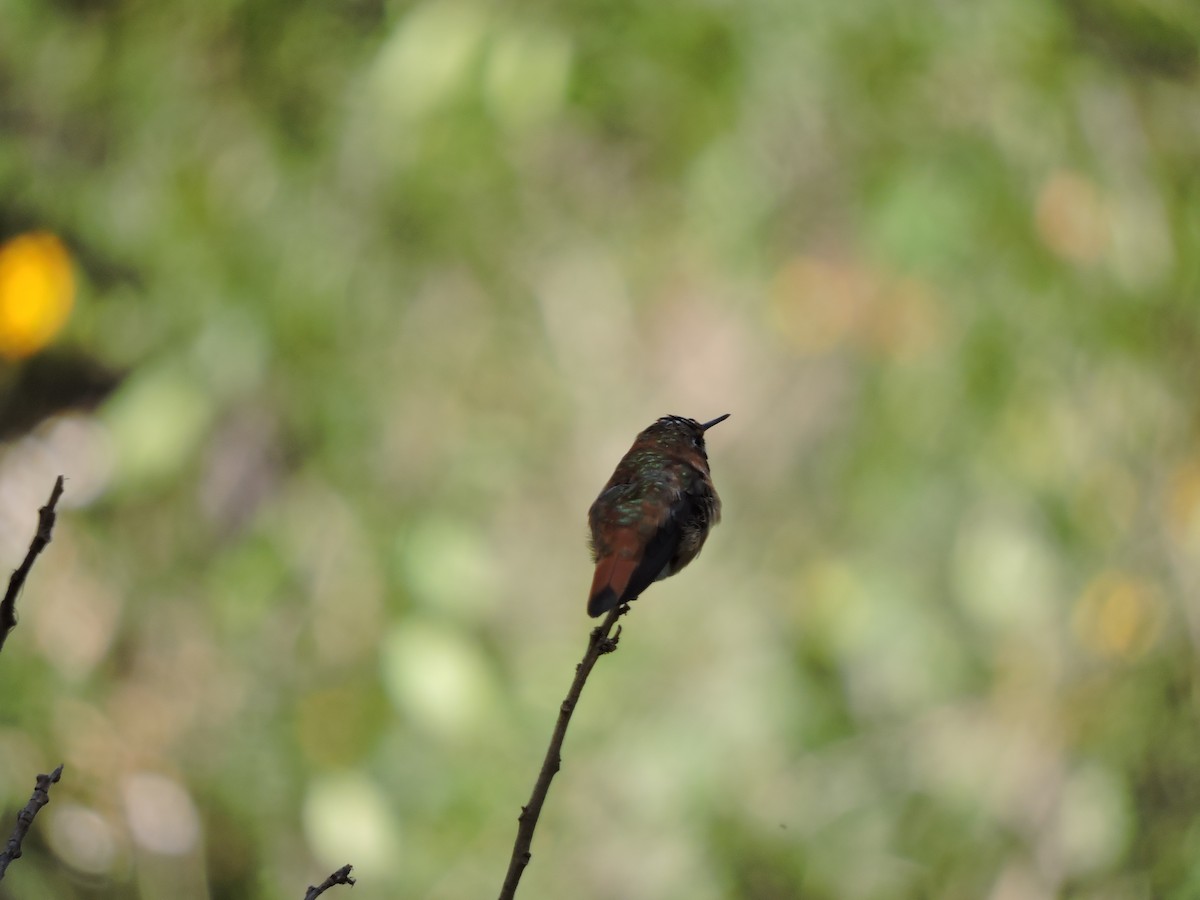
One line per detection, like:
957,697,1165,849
1,0,1199,897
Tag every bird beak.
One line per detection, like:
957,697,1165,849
700,413,731,431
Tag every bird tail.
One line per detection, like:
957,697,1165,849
587,554,636,617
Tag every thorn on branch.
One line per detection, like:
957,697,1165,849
598,625,622,654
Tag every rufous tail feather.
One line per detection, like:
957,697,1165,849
587,554,637,617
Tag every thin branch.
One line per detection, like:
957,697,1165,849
0,764,64,881
0,475,66,654
497,602,629,900
304,864,355,900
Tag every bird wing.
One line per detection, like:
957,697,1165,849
587,467,701,616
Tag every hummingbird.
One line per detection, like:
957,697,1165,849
586,414,729,617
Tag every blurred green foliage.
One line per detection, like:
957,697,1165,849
1,0,1199,897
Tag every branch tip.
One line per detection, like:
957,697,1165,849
0,475,67,655
0,761,65,881
304,864,355,900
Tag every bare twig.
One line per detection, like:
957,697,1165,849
304,864,355,900
0,475,65,654
497,602,629,900
0,764,64,881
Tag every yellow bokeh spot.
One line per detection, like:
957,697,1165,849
0,231,76,359
1034,170,1110,265
767,255,941,360
1072,573,1163,661
768,256,869,355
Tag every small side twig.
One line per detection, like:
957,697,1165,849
0,475,65,654
496,602,629,900
0,764,64,881
304,864,355,900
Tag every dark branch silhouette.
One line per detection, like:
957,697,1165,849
497,602,629,900
304,864,355,899
0,764,63,881
0,475,65,654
